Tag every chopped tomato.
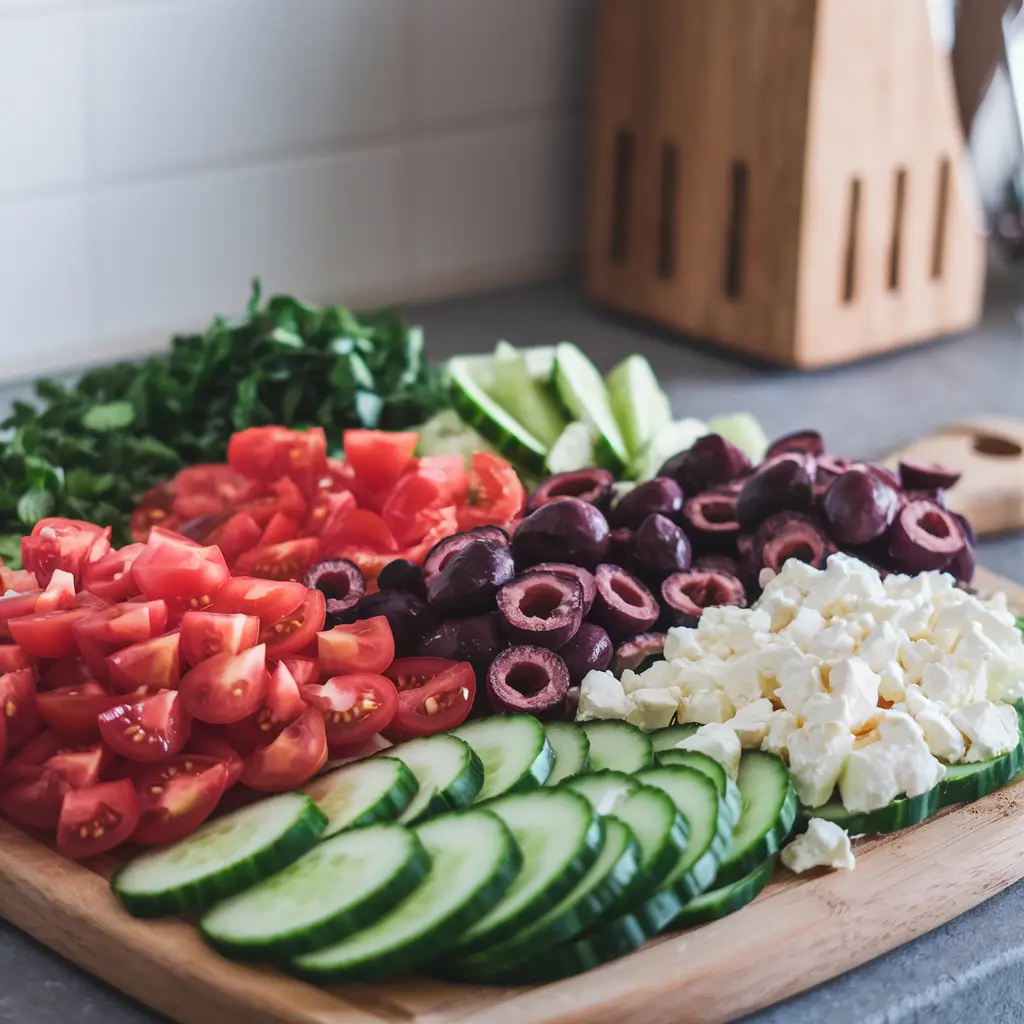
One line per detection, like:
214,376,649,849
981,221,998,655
131,533,229,603
106,632,182,694
238,477,309,527
418,454,470,505
225,661,307,753
56,779,140,858
306,490,357,538
258,512,300,549
9,608,95,659
185,725,244,788
317,617,394,677
0,645,32,674
180,611,259,666
35,570,76,614
21,518,111,587
178,644,267,724
131,483,179,542
81,544,144,603
0,590,44,640
234,538,321,582
381,471,448,547
0,567,39,593
0,668,40,750
228,427,327,494
131,756,229,845
383,658,476,741
302,674,398,755
279,655,321,688
241,706,327,792
204,512,263,565
72,601,167,679
343,430,418,494
40,657,94,692
259,589,325,658
37,684,124,740
172,463,254,512
98,690,191,763
322,509,398,556
210,577,307,623
457,452,525,530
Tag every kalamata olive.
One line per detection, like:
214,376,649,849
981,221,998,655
497,571,584,649
558,623,613,685
905,488,946,509
822,466,900,545
350,589,438,656
303,559,365,623
512,498,610,570
562,686,581,721
736,453,814,530
377,558,426,597
608,477,685,531
426,539,515,617
631,513,692,583
946,539,976,586
417,613,505,688
423,527,510,588
607,528,634,567
898,458,962,491
694,553,741,577
867,464,901,491
590,564,660,641
661,570,747,626
486,646,570,718
886,500,965,572
754,512,835,575
659,434,751,494
953,512,978,548
814,454,851,503
529,563,596,615
766,429,825,459
682,492,740,552
526,469,615,513
611,633,667,675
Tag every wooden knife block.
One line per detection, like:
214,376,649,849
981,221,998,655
583,0,988,367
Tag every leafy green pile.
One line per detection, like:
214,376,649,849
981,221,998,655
0,283,444,561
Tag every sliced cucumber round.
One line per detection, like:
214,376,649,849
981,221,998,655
565,769,638,814
200,823,428,961
940,742,1024,806
487,343,567,449
450,788,603,951
675,855,776,928
657,749,743,827
112,793,326,918
544,721,590,785
807,784,941,836
447,818,640,982
651,723,699,752
303,757,418,837
714,751,798,886
605,354,672,462
289,809,521,984
453,714,554,801
383,733,483,824
580,720,654,773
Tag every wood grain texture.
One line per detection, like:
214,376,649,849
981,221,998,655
0,571,1020,1024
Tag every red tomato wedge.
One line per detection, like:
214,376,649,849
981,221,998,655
106,632,182,694
179,611,259,666
178,644,268,724
383,658,476,741
0,590,44,640
457,452,525,530
234,538,321,582
225,661,307,753
21,518,111,587
0,567,39,593
302,674,398,755
172,463,254,510
228,427,328,495
37,684,125,740
306,490,357,538
56,778,140,858
381,472,447,547
204,512,263,565
98,690,191,763
417,454,470,505
9,607,96,660
39,657,94,692
131,756,229,845
131,483,179,542
259,589,326,658
317,617,395,677
237,477,309,527
0,668,40,750
259,513,300,549
82,544,145,603
73,601,168,679
184,726,244,788
210,577,307,623
279,655,321,688
0,645,32,674
343,430,418,493
322,509,398,556
240,706,327,792
35,569,77,614
131,532,229,602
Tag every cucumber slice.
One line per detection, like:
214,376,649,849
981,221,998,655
546,421,598,475
706,412,769,462
453,714,554,801
451,788,603,951
414,409,494,461
940,741,1024,806
657,749,743,827
580,720,654,773
200,823,428,961
565,769,638,813
632,418,708,480
808,785,941,836
714,751,798,886
552,342,629,470
651,723,699,752
544,721,590,785
606,354,672,461
675,855,776,927
487,342,567,448
447,356,548,473
289,809,521,983
112,793,326,918
447,818,640,982
303,757,418,837
384,734,483,824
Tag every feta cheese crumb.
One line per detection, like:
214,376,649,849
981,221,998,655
788,722,854,808
626,688,681,731
576,670,635,722
951,701,1020,762
915,706,967,762
679,688,735,724
724,697,775,748
781,818,855,873
676,723,742,780
761,709,800,760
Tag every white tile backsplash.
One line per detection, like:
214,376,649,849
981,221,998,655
0,0,588,377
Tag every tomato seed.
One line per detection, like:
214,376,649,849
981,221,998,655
424,697,439,715
4,700,14,717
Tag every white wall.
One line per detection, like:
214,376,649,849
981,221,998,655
0,0,591,380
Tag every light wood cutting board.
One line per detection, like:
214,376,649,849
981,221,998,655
0,565,1019,1024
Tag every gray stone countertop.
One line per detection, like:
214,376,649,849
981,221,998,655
0,275,1022,1023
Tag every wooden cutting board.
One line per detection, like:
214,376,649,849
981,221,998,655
0,565,1020,1024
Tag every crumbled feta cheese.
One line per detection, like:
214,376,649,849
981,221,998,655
858,621,900,673
676,723,742,780
679,687,735,724
633,660,680,691
788,722,854,808
761,709,800,759
779,607,827,648
576,670,635,722
626,688,681,731
877,660,907,702
807,623,857,662
775,658,826,716
721,653,769,711
724,697,775,748
920,662,974,710
826,657,881,729
951,701,1020,762
664,627,703,662
781,818,855,873
915,706,967,762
